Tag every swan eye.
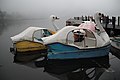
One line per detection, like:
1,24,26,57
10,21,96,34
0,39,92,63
98,13,101,16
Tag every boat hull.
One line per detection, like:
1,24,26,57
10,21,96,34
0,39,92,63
47,42,111,59
12,40,47,55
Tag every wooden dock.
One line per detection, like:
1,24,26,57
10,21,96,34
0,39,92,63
103,24,120,36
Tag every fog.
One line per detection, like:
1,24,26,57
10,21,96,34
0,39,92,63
0,0,120,18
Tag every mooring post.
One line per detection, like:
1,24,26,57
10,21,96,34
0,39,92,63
118,16,120,26
112,16,116,31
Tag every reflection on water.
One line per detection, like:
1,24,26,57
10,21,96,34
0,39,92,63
36,56,110,80
0,20,22,35
0,65,2,67
46,68,106,80
13,54,110,80
0,19,120,80
14,53,46,63
0,22,7,35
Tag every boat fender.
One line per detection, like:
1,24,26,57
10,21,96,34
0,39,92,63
10,47,15,52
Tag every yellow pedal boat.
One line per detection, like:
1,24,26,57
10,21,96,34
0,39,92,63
10,27,55,55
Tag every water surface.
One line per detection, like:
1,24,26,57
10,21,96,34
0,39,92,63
0,19,120,80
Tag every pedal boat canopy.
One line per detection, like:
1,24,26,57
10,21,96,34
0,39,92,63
11,27,54,43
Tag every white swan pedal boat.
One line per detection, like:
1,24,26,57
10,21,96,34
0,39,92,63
42,13,111,59
10,27,55,55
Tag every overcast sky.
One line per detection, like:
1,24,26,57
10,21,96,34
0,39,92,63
0,0,120,18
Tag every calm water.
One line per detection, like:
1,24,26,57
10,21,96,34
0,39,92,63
0,19,120,80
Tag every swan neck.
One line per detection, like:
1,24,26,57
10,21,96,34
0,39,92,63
52,21,59,31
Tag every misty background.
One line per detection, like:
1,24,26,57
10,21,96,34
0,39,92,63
0,0,120,18
0,1,120,80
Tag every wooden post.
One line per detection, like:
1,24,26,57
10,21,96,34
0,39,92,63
118,16,120,26
112,16,116,30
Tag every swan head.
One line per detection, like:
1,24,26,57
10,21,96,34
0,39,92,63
50,15,60,21
94,12,102,19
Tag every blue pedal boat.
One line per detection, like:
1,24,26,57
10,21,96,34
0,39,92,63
42,13,111,60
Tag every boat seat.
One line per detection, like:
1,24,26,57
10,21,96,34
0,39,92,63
34,38,43,43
